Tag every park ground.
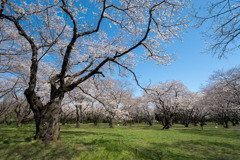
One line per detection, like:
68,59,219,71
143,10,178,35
0,123,240,160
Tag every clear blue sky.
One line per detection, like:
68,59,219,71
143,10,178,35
129,1,240,96
132,27,240,95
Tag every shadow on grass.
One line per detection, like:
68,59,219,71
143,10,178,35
61,130,124,139
79,138,163,160
0,139,84,160
150,139,240,160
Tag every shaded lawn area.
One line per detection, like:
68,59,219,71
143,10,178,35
0,123,239,160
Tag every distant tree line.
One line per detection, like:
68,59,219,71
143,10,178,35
1,66,239,130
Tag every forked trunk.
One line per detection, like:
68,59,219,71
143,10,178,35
162,123,171,130
25,90,62,142
162,118,173,130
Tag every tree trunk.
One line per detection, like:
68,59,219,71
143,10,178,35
79,106,83,123
146,120,152,126
4,114,7,125
162,123,170,130
231,121,236,126
184,123,189,127
25,92,62,142
123,120,127,126
76,105,80,128
162,118,172,130
109,118,114,128
200,122,205,130
42,102,61,142
223,121,229,128
36,101,61,142
16,118,22,128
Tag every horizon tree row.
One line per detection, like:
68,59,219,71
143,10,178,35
1,66,239,130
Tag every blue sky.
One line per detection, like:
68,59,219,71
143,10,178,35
130,1,240,96
133,27,240,95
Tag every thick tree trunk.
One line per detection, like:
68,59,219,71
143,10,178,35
34,112,43,139
41,101,61,142
109,118,114,128
162,123,171,130
162,118,173,130
32,101,61,142
25,91,62,142
76,121,80,128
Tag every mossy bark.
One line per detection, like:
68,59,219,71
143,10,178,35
25,90,62,142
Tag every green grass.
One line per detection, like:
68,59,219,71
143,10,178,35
0,123,239,160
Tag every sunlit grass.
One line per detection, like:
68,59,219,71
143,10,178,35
0,123,239,160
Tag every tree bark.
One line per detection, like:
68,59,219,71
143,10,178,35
223,121,229,128
75,105,80,128
35,101,61,142
25,90,62,142
162,118,173,130
200,122,205,130
4,114,7,125
109,118,114,128
146,120,152,126
123,120,127,126
16,118,23,128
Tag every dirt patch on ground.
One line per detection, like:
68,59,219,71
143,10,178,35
234,126,240,130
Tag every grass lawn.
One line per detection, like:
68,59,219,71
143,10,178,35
0,123,239,160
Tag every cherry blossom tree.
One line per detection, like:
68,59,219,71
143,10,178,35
80,78,132,128
121,95,138,126
0,96,15,124
60,103,75,125
178,92,199,127
0,0,190,141
147,80,189,129
89,101,105,126
201,66,240,128
13,94,32,128
136,96,155,126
